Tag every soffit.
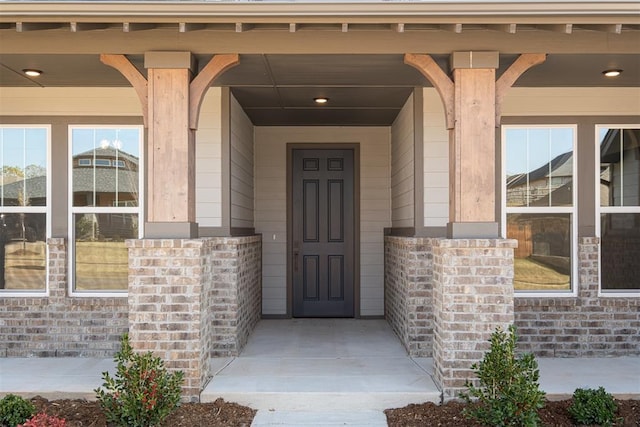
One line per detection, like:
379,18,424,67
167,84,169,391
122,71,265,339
0,1,638,126
1,53,637,126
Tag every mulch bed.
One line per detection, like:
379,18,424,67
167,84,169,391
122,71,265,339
28,396,640,426
385,399,640,427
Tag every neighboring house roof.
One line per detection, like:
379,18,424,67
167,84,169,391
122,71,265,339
1,148,139,200
600,128,640,164
507,151,573,189
75,147,139,166
0,176,46,201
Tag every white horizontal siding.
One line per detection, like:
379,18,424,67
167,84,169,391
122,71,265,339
391,94,415,228
423,88,450,228
0,87,141,116
229,94,255,229
195,88,223,227
503,87,640,116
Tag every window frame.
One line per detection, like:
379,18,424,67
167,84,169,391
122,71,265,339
501,124,578,297
67,124,144,297
595,124,640,297
0,124,51,297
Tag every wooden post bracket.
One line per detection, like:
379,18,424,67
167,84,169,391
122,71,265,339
189,54,240,129
495,53,547,126
404,53,455,129
100,54,149,126
101,53,240,130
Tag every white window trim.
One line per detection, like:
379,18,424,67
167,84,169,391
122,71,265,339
501,124,578,298
68,125,143,297
595,124,640,298
0,125,51,297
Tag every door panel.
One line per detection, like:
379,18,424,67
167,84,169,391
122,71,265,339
292,148,355,317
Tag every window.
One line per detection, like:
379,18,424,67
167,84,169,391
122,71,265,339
78,158,91,166
503,126,576,294
69,126,142,293
94,159,111,167
0,126,49,293
597,126,640,293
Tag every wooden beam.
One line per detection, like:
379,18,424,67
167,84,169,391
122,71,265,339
440,24,462,33
535,24,573,34
235,23,253,32
495,53,546,125
179,22,206,32
70,22,109,32
488,24,517,34
404,53,454,129
577,24,623,34
289,23,297,33
341,23,349,33
395,23,405,33
100,54,149,126
16,22,63,32
123,22,156,32
189,54,240,129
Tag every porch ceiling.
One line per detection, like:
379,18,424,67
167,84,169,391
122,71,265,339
1,53,638,126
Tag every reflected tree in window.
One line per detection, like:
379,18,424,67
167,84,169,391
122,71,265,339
70,126,142,292
0,126,48,291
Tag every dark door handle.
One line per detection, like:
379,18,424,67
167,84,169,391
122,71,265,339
293,250,299,273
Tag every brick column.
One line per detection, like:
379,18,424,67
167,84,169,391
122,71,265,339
384,236,436,356
432,238,517,400
127,239,208,401
127,235,262,401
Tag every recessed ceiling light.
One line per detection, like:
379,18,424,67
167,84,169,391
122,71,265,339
602,69,622,77
314,97,329,104
22,69,42,77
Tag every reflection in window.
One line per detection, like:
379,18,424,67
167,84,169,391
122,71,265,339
71,127,140,208
70,126,142,293
505,127,573,208
74,213,137,291
503,126,575,293
508,213,571,291
0,126,48,292
598,127,640,292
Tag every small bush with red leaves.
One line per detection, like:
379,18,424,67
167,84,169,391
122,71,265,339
94,334,184,427
18,413,66,427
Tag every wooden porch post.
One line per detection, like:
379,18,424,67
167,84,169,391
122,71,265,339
101,52,239,238
405,52,545,238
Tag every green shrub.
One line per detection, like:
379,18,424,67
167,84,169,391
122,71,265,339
94,334,184,427
0,394,36,427
568,387,619,426
460,324,546,427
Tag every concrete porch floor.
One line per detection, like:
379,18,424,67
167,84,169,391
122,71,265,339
201,319,440,411
0,319,639,426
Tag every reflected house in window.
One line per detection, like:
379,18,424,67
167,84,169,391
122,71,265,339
0,178,46,243
599,128,640,290
507,152,573,281
507,151,573,208
72,147,139,240
600,128,640,208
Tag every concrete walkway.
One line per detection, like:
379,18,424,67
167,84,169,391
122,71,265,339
1,319,639,427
